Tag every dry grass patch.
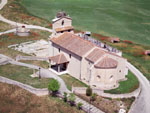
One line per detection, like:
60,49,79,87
0,82,84,113
0,21,14,32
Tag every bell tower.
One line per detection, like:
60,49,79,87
50,12,74,38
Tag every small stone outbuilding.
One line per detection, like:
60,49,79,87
110,37,120,43
15,26,30,37
145,50,150,56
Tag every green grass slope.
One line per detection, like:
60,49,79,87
21,0,150,45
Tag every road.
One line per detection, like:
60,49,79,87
127,62,150,113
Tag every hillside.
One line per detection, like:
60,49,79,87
0,82,84,113
21,0,150,45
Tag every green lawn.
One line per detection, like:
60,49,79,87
60,74,88,90
21,0,150,45
104,71,139,94
0,64,52,88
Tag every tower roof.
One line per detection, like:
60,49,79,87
56,11,67,18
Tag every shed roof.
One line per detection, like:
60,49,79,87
49,54,69,64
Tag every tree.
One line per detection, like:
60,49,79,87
48,79,60,96
68,93,76,106
77,102,83,110
86,86,92,96
63,92,68,102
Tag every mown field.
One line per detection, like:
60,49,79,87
21,0,150,45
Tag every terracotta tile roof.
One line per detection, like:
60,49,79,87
94,57,118,69
55,26,74,32
49,54,69,64
51,33,95,57
85,48,105,63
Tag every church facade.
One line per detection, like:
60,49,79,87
48,12,128,90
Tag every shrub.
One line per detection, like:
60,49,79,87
68,93,76,106
86,86,92,96
48,79,60,96
91,93,97,101
63,92,68,102
77,102,83,110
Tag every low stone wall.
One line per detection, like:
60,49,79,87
0,76,48,96
72,85,141,99
16,55,48,61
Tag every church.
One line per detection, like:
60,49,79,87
48,12,128,90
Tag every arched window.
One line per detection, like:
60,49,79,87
62,20,64,26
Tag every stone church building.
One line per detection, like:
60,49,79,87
48,12,128,90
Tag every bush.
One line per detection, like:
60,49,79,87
68,93,76,106
91,93,97,101
63,92,68,102
86,86,92,96
48,79,60,96
77,102,83,110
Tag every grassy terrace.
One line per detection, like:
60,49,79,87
60,74,88,91
0,82,84,113
104,71,139,94
0,64,87,90
0,64,52,88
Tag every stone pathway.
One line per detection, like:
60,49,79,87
0,28,16,35
75,96,104,113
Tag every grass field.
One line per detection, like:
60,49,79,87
0,82,84,113
0,64,52,88
21,0,150,45
104,71,139,94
